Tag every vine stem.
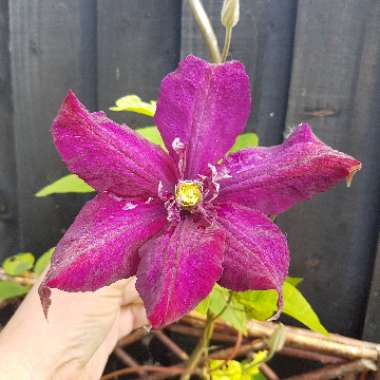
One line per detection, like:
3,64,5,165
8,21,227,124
180,310,215,380
221,26,232,62
187,0,222,63
180,292,233,380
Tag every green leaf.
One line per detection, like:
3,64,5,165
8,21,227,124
196,293,211,315
136,127,165,148
208,284,247,333
195,285,248,333
3,253,35,276
207,285,227,315
0,281,30,300
110,95,156,117
220,297,247,334
235,289,276,321
282,282,328,335
34,247,55,275
286,276,303,287
36,174,95,197
230,132,259,152
236,282,328,335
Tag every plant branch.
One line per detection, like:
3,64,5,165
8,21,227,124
260,363,280,380
180,310,215,380
153,330,189,361
102,316,380,379
166,323,236,343
114,347,146,377
184,314,380,362
117,327,148,348
280,346,345,365
187,0,222,63
209,339,266,360
246,320,380,361
283,359,377,380
100,364,193,380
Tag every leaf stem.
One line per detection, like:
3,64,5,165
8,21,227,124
180,291,233,379
221,26,232,62
180,310,215,380
187,0,222,63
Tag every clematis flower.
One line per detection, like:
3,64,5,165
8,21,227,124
39,55,361,328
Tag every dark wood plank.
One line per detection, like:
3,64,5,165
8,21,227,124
278,0,380,337
9,0,97,254
180,0,297,145
0,1,18,260
363,234,380,342
97,0,182,128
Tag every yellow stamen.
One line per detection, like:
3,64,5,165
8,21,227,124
175,181,202,209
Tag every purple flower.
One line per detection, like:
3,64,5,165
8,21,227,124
39,55,361,328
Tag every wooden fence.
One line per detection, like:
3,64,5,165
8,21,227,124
0,0,379,343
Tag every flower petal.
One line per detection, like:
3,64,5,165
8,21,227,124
216,203,289,305
154,55,251,178
39,193,167,315
217,123,361,215
52,91,177,198
136,217,225,328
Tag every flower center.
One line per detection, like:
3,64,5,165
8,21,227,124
175,180,202,209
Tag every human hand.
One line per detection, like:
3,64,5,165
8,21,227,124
0,275,147,380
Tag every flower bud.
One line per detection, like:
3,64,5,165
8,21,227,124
221,0,240,29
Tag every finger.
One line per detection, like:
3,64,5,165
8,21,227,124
130,303,149,330
117,304,148,340
120,277,142,305
89,277,137,305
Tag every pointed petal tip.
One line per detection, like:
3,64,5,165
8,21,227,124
66,88,76,98
182,54,201,63
286,122,315,141
60,89,77,107
38,283,52,320
291,123,362,189
218,122,362,215
297,121,312,129
268,290,284,322
53,90,84,131
147,314,165,330
346,163,362,187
